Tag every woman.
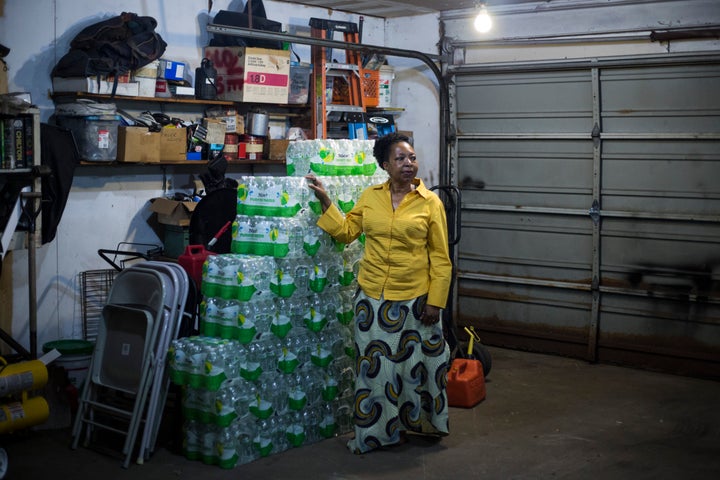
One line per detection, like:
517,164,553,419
306,132,453,454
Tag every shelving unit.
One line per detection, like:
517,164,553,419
309,18,368,140
51,92,235,107
50,92,310,165
0,106,43,359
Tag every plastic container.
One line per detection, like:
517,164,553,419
446,358,486,408
42,339,94,389
361,69,379,108
178,244,216,288
288,62,312,104
163,225,190,258
56,114,121,162
378,66,395,108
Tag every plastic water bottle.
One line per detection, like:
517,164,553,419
336,176,355,213
215,427,239,469
218,299,240,339
202,255,223,298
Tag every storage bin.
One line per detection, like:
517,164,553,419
56,114,121,162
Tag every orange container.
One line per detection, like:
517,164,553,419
178,245,215,287
447,358,486,408
361,69,379,108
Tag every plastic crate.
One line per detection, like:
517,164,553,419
361,69,379,108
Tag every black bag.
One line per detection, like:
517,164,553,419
209,6,283,50
52,12,167,95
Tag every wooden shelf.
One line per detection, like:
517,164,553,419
78,159,285,167
51,92,235,106
50,92,310,110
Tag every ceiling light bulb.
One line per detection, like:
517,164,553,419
474,5,493,33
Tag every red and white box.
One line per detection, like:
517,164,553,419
203,47,290,104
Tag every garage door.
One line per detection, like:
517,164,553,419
451,57,720,378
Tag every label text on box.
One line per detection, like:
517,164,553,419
245,71,289,87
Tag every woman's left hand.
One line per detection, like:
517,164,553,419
420,305,441,326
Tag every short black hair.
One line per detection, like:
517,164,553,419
373,132,412,167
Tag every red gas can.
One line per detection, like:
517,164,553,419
178,245,215,288
447,358,486,408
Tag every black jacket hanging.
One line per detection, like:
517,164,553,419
41,123,79,245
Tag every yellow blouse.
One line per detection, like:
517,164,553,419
317,178,452,308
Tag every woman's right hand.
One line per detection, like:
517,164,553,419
305,174,332,212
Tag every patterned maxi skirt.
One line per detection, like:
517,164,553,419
346,290,450,454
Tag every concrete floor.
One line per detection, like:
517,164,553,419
3,346,720,479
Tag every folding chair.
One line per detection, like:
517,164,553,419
133,262,189,464
71,266,166,468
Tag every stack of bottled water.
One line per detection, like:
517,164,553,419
168,139,388,469
285,138,378,177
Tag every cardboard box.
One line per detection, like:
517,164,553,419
134,60,159,78
150,197,197,226
116,126,160,163
204,47,290,104
206,107,245,134
158,59,187,81
169,85,195,97
202,117,227,145
268,139,290,161
136,77,157,98
159,127,188,162
52,77,140,97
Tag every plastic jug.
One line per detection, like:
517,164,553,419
446,358,486,408
178,244,216,288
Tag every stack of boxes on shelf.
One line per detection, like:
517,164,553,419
167,138,387,469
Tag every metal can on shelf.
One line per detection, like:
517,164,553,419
241,134,264,160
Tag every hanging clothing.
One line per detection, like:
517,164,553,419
347,290,450,454
41,123,79,244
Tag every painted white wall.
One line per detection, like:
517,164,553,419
0,0,394,353
442,0,720,63
385,13,443,187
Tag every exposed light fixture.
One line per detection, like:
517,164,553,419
474,3,493,33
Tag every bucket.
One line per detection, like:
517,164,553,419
378,66,395,108
42,339,94,389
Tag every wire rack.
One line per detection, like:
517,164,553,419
80,269,118,342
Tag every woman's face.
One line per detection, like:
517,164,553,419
383,141,418,184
